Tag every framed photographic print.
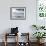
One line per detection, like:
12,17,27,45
10,7,26,20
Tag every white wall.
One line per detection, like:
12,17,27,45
0,0,36,42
